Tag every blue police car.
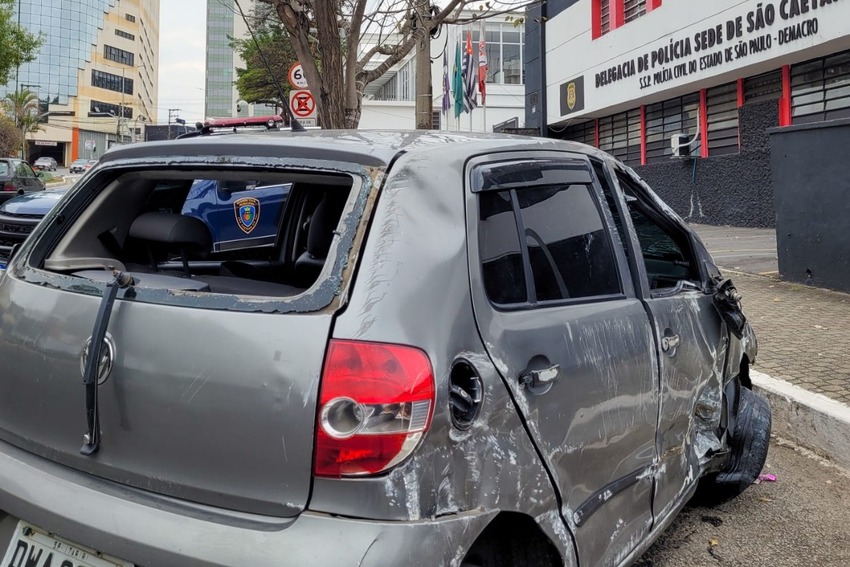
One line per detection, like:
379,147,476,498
0,180,290,272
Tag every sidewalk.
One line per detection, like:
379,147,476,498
692,224,850,470
731,273,850,405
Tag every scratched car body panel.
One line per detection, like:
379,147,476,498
0,131,767,567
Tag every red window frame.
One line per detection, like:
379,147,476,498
593,0,661,39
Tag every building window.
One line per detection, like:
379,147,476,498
706,82,739,156
374,58,415,101
432,110,441,130
92,70,134,95
600,0,611,35
624,0,646,22
125,14,136,23
90,100,133,119
115,29,136,41
645,93,700,163
791,50,850,124
104,45,135,66
744,70,782,104
472,23,525,85
599,109,641,166
560,120,596,146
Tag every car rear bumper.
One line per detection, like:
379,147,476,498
0,438,494,567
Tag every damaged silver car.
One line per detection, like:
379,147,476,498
0,131,770,567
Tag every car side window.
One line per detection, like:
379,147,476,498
16,162,35,178
614,170,700,290
476,158,622,307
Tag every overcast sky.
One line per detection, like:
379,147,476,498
158,0,207,124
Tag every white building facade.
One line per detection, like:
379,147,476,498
524,0,850,227
360,14,527,132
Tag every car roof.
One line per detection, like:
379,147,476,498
98,130,599,168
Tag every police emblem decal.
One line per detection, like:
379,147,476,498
567,82,577,111
234,197,261,234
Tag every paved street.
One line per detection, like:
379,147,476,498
638,438,850,566
692,224,778,276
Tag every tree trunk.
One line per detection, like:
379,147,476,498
414,0,433,130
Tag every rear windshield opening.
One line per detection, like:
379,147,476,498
40,168,356,299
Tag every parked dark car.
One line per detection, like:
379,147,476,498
0,132,770,567
33,157,58,171
0,188,68,270
69,158,90,173
0,158,45,205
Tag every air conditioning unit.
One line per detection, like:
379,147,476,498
671,134,691,157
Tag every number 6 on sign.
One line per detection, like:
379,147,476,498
288,62,309,89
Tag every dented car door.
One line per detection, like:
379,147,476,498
466,153,659,566
610,166,729,523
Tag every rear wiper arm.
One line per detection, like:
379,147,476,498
80,270,134,456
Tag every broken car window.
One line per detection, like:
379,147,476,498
614,170,700,290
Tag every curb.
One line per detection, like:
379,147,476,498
751,369,850,471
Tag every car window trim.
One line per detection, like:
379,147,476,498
15,157,381,315
466,150,632,311
609,163,705,297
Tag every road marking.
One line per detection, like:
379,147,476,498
759,270,779,275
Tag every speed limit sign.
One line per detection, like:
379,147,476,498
288,62,308,89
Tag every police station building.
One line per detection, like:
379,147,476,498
524,0,850,228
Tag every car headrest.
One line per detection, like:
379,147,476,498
129,212,212,253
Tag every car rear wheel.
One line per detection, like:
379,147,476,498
694,387,771,506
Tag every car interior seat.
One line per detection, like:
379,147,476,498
294,193,346,285
128,212,212,276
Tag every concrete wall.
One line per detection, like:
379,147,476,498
632,100,779,228
769,118,850,292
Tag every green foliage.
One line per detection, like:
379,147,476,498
2,88,42,134
232,13,298,109
0,114,22,157
2,89,44,159
0,0,43,86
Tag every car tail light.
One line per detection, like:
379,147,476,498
2,182,15,192
314,339,435,478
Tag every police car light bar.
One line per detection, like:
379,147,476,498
203,115,284,129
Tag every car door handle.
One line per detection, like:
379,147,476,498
519,364,560,392
661,334,680,352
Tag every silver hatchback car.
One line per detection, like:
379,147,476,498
0,131,770,567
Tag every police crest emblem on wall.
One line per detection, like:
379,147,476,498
567,82,577,111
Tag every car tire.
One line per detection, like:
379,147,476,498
694,387,771,506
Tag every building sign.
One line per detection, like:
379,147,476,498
34,141,58,146
546,0,850,122
595,0,840,94
559,76,585,116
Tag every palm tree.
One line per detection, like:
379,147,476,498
1,89,44,160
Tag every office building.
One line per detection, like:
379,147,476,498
206,0,259,119
4,0,160,165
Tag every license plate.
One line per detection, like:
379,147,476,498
2,521,133,567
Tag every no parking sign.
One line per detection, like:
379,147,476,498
289,90,317,120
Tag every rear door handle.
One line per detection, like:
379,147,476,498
519,364,560,394
661,334,680,352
